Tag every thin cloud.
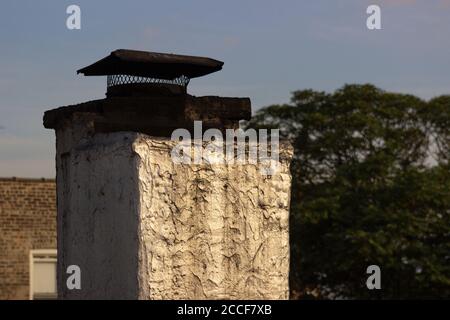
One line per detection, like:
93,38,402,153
379,0,417,6
223,36,240,48
439,0,450,7
142,27,161,41
379,0,450,8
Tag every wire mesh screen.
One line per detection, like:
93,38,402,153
107,74,190,88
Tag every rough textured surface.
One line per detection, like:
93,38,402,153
54,116,293,299
0,178,56,300
135,137,292,299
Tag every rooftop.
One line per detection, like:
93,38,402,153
0,177,55,182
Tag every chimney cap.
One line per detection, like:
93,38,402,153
77,49,224,80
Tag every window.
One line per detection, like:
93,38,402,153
29,249,57,300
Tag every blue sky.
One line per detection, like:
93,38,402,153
0,0,449,177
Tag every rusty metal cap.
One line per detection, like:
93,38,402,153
77,49,224,80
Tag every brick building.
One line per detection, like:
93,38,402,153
0,178,57,299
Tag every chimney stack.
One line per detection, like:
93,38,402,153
44,49,293,299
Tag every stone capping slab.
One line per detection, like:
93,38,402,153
43,95,251,137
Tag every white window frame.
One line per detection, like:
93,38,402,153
29,249,57,300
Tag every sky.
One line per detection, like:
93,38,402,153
0,0,449,178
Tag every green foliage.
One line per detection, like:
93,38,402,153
247,84,450,299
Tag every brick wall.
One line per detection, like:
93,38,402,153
0,178,56,300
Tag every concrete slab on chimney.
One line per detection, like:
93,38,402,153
44,95,251,137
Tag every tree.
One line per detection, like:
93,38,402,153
426,95,450,165
247,84,450,299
